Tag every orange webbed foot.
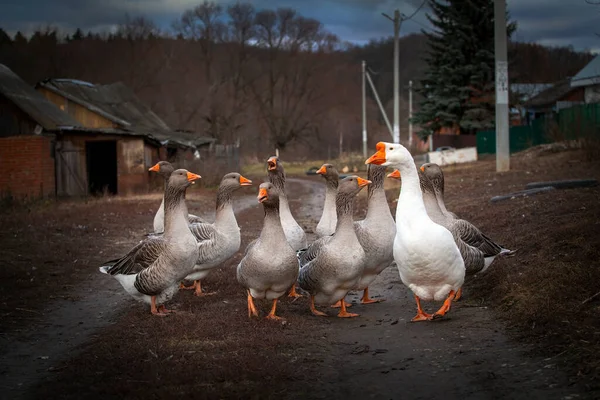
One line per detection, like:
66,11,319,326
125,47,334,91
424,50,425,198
360,288,384,304
288,286,303,299
432,290,456,320
310,296,328,317
330,299,352,308
337,299,359,318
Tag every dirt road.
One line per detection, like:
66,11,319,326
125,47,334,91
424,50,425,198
1,172,596,399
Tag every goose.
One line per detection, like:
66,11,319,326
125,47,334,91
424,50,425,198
366,142,464,321
418,163,513,299
353,164,397,304
180,172,253,296
237,183,300,320
297,176,371,318
314,163,339,238
99,169,201,316
417,162,458,219
267,156,307,298
149,161,205,233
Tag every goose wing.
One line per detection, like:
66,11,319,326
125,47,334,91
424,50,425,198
100,236,168,275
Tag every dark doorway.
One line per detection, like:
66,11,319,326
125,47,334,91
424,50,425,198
86,141,117,195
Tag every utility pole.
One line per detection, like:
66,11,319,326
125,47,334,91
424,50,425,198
365,69,394,138
408,80,413,149
494,0,510,172
361,60,367,158
382,9,402,144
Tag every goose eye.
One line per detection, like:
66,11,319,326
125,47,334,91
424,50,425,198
390,147,394,150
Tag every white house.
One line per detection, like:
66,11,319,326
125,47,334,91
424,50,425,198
570,54,600,104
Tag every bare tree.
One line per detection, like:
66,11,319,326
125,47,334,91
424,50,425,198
245,7,341,150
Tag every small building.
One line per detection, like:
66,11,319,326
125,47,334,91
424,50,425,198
0,64,81,199
570,54,600,104
0,64,214,199
523,79,585,123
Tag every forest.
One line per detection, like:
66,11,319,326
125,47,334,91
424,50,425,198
0,1,594,160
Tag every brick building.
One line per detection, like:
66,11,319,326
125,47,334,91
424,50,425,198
0,64,215,199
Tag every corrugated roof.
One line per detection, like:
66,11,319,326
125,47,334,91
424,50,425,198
0,64,81,130
511,83,554,102
37,79,213,149
524,79,577,108
571,54,600,87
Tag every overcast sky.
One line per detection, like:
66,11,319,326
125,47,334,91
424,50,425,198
1,0,599,53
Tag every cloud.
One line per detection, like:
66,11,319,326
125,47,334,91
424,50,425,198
0,0,598,52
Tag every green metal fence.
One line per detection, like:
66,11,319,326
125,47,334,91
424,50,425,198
477,103,600,154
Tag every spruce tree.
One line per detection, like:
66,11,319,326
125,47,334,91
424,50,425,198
413,0,515,137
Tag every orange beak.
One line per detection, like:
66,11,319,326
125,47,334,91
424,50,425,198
387,169,401,179
239,175,252,186
257,188,268,203
186,171,201,182
267,157,277,171
365,142,386,165
149,162,160,172
420,166,425,172
356,177,371,188
316,165,327,175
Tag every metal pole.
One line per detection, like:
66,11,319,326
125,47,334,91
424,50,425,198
366,70,394,138
393,10,401,144
494,0,510,172
383,10,402,144
362,60,367,157
408,80,413,149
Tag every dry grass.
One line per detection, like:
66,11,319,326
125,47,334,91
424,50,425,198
442,145,600,380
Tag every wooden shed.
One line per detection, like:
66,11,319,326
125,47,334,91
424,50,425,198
35,78,212,196
1,65,215,199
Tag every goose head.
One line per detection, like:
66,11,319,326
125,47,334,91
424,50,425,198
387,169,401,180
267,156,281,172
257,182,280,207
316,163,339,187
220,172,253,191
365,142,412,169
419,163,445,192
149,161,175,179
338,175,371,198
168,168,201,189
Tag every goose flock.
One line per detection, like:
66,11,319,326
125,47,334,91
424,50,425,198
100,141,512,321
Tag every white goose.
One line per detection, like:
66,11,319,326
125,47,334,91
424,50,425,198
366,142,465,321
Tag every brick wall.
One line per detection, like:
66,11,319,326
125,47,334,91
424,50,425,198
0,135,55,199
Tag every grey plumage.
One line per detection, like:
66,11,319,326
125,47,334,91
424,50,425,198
151,161,205,233
418,163,513,276
266,156,307,251
237,183,299,301
100,169,200,312
315,164,339,238
297,176,369,306
353,165,397,296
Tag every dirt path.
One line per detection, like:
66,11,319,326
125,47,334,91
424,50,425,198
305,269,582,400
2,175,594,399
286,176,585,400
0,193,259,399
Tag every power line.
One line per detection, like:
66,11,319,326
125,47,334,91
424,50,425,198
402,0,427,22
405,17,433,32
